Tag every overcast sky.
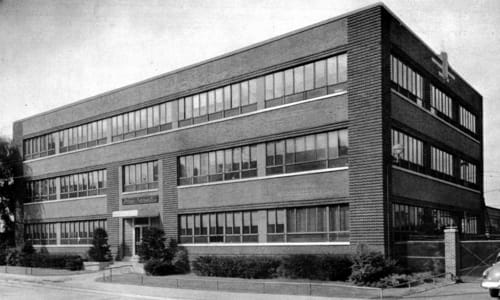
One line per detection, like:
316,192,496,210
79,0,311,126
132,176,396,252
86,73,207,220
1,0,500,206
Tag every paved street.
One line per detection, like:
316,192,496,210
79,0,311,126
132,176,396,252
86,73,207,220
0,280,167,300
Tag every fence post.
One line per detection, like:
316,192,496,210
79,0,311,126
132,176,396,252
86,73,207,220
444,226,460,281
110,268,113,282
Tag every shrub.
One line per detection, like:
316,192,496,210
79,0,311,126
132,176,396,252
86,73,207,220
349,245,397,286
280,254,353,281
192,256,281,279
138,228,166,261
172,246,190,274
377,272,433,288
144,259,177,276
88,228,112,262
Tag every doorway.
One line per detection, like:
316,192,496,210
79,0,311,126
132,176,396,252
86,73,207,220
133,217,150,256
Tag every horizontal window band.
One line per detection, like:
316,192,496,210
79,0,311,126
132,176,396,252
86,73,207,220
23,91,347,163
177,166,348,189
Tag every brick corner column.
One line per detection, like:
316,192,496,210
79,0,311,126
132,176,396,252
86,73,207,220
444,226,460,280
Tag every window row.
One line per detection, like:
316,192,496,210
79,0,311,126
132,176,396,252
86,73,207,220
264,54,347,107
26,178,57,203
123,161,159,192
459,106,477,134
430,85,453,119
60,170,107,199
26,170,107,203
178,145,257,186
391,128,478,186
24,53,348,161
23,133,56,160
59,119,108,153
430,146,454,177
25,220,107,245
60,220,107,245
391,129,424,168
24,223,57,245
179,204,349,244
266,129,348,175
111,102,173,141
392,203,477,240
390,55,424,102
267,205,349,243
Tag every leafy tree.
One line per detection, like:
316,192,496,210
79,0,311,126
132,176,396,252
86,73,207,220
87,228,112,261
0,137,24,247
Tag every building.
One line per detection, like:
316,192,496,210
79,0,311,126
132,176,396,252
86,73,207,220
13,3,484,260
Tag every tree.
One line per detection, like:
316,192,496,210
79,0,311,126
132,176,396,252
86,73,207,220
0,137,24,247
88,228,112,261
137,227,166,261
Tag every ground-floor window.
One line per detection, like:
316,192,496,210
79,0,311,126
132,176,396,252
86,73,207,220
392,203,478,240
178,204,349,244
60,219,107,245
25,223,57,245
25,219,107,246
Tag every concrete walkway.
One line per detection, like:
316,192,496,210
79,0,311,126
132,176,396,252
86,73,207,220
0,270,363,300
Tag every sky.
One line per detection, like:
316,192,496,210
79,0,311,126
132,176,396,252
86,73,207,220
1,0,500,205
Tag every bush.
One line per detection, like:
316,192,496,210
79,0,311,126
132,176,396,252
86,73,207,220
349,245,397,286
88,228,112,262
377,272,433,288
138,228,166,261
280,254,352,281
144,259,177,276
193,256,281,279
172,246,190,274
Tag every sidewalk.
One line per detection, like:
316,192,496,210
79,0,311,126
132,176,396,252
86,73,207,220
0,269,363,300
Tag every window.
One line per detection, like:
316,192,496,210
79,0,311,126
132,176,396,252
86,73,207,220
430,146,454,177
179,210,258,244
60,170,106,199
265,53,347,107
23,133,56,160
460,160,477,184
430,85,453,119
123,161,158,192
59,120,108,153
459,106,477,133
60,219,106,245
266,129,348,175
392,203,471,240
178,145,257,186
25,223,57,245
390,55,423,103
25,178,57,203
285,206,342,242
391,129,423,170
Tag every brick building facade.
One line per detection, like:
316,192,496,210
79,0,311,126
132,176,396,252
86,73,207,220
13,4,484,260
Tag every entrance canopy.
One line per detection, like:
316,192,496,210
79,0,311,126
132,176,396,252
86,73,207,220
112,208,160,218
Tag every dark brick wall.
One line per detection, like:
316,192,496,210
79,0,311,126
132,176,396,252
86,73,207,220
391,93,481,160
347,7,385,252
392,168,483,211
162,153,178,240
106,164,120,256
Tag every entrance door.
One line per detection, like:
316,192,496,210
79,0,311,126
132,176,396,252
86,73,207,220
133,218,150,256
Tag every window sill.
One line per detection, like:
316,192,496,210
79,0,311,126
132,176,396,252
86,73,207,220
24,194,106,206
33,244,92,248
177,166,348,189
180,241,350,247
122,188,159,196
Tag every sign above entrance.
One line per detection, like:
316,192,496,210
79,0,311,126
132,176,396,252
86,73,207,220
112,210,138,218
